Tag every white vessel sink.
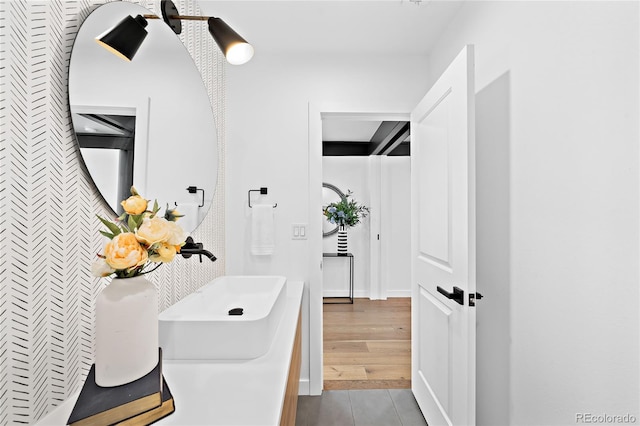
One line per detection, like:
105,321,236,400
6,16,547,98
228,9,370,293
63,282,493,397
159,275,287,360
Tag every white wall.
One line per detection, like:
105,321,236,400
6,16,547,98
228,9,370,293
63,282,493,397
226,53,429,391
322,156,412,298
428,1,639,425
322,157,371,298
226,2,639,420
381,156,412,297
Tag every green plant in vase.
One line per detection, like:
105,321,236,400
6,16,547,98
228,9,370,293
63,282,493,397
323,190,369,254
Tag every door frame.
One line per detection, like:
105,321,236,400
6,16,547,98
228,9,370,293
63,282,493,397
71,100,151,196
307,103,410,394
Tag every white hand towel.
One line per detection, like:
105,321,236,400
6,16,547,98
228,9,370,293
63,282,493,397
251,204,275,255
174,203,199,233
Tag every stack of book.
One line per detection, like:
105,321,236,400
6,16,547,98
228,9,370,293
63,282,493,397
67,349,175,426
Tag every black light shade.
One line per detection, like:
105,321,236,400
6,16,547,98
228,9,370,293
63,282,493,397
96,15,149,61
208,17,254,65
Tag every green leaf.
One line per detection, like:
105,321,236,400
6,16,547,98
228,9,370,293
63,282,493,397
99,230,115,239
131,214,144,230
128,215,137,232
97,215,121,236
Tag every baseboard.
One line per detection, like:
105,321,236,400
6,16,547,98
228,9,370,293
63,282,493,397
298,378,310,395
322,290,353,298
386,290,412,298
322,290,412,298
322,290,371,298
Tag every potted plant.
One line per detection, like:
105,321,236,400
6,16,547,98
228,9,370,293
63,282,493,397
323,190,369,254
91,187,187,387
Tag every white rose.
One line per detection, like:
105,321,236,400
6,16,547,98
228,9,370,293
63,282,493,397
165,221,187,246
91,258,115,277
136,217,171,245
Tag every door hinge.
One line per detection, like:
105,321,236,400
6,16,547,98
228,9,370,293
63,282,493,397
469,292,484,307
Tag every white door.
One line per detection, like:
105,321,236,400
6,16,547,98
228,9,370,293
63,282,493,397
411,45,476,425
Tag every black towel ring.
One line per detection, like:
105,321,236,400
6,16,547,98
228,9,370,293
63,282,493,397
248,187,277,208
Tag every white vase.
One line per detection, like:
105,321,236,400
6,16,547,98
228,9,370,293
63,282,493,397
337,225,348,254
95,275,158,387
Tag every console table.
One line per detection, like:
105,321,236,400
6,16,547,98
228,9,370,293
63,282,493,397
323,252,354,304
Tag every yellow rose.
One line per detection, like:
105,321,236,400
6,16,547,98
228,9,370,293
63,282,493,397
136,217,171,245
164,207,184,222
165,221,187,246
120,195,148,215
150,243,177,263
104,233,148,270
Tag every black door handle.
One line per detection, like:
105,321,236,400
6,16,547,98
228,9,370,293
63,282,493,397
437,286,465,305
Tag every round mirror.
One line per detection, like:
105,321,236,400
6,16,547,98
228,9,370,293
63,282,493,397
69,2,218,233
322,182,347,237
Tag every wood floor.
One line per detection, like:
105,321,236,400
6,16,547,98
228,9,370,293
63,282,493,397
323,298,411,390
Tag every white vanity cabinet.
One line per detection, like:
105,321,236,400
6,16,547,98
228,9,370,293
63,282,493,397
35,281,305,426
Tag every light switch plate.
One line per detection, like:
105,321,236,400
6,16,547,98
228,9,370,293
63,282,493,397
292,223,308,240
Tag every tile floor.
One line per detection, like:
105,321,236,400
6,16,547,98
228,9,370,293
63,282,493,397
296,389,427,426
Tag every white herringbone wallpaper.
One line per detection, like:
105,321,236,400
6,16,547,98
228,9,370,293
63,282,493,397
0,1,225,423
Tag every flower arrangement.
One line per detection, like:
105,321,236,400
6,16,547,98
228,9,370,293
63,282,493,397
323,190,370,228
91,187,187,278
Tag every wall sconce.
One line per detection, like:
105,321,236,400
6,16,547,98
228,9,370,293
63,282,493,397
95,15,148,61
96,0,254,65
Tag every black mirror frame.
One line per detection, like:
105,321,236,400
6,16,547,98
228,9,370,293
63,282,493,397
322,182,347,237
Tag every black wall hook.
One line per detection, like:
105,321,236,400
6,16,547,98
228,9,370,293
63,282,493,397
248,187,277,208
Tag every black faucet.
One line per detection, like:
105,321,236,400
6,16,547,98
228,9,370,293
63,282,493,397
180,236,217,263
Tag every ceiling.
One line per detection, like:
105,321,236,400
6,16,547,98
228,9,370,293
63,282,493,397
198,1,463,55
322,120,381,142
198,0,463,150
322,119,410,156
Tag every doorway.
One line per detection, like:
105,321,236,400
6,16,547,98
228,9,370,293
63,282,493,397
316,112,413,391
304,46,478,426
308,106,414,395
